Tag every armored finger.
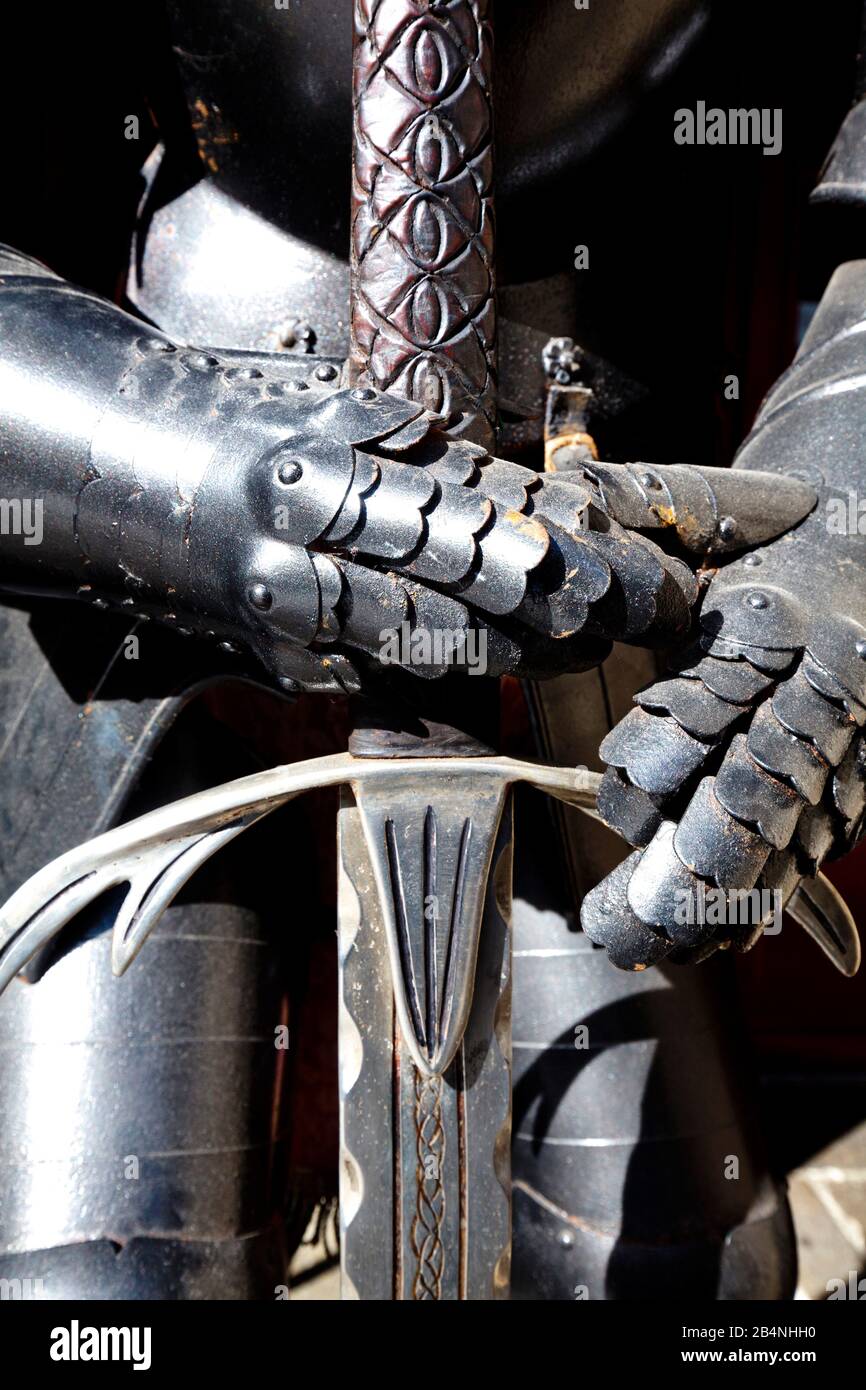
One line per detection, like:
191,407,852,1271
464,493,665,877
586,648,866,968
582,462,816,553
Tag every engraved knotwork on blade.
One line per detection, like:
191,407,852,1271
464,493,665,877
411,1068,447,1298
353,767,509,1074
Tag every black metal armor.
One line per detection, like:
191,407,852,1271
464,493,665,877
584,265,866,967
1,0,864,1302
0,248,819,694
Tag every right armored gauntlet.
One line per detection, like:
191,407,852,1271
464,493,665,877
583,261,866,970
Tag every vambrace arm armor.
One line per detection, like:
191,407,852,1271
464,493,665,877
0,248,816,695
584,261,866,971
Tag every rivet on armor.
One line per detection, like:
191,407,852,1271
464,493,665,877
183,351,219,371
639,472,661,490
351,387,377,402
219,640,240,654
279,320,316,350
225,366,263,381
747,591,769,610
277,459,304,485
137,336,175,354
315,364,339,382
744,553,762,567
285,380,309,393
718,516,737,540
856,640,866,659
248,583,273,612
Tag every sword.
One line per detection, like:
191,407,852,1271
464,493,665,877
342,0,506,1297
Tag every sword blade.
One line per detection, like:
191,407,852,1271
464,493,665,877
338,786,512,1299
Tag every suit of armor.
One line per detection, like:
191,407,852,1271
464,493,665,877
1,0,865,1299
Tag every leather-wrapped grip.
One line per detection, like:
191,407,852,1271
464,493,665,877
349,0,497,449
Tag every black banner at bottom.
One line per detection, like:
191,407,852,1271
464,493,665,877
3,1295,862,1376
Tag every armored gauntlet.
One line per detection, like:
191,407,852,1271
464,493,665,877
583,262,866,970
0,248,819,697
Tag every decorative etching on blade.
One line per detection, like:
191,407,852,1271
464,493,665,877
383,804,473,1069
410,1068,446,1299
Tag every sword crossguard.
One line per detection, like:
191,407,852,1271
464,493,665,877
0,752,599,1071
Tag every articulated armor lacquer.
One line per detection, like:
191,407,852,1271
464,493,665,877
1,0,864,1302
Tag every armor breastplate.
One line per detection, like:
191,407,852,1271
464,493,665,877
161,0,707,262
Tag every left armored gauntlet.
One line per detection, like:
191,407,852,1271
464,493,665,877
0,247,816,695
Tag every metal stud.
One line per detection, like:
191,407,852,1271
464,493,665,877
225,366,263,381
183,352,219,371
137,336,175,354
277,459,303,485
248,583,273,612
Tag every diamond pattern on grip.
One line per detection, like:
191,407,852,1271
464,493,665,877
350,1,496,447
